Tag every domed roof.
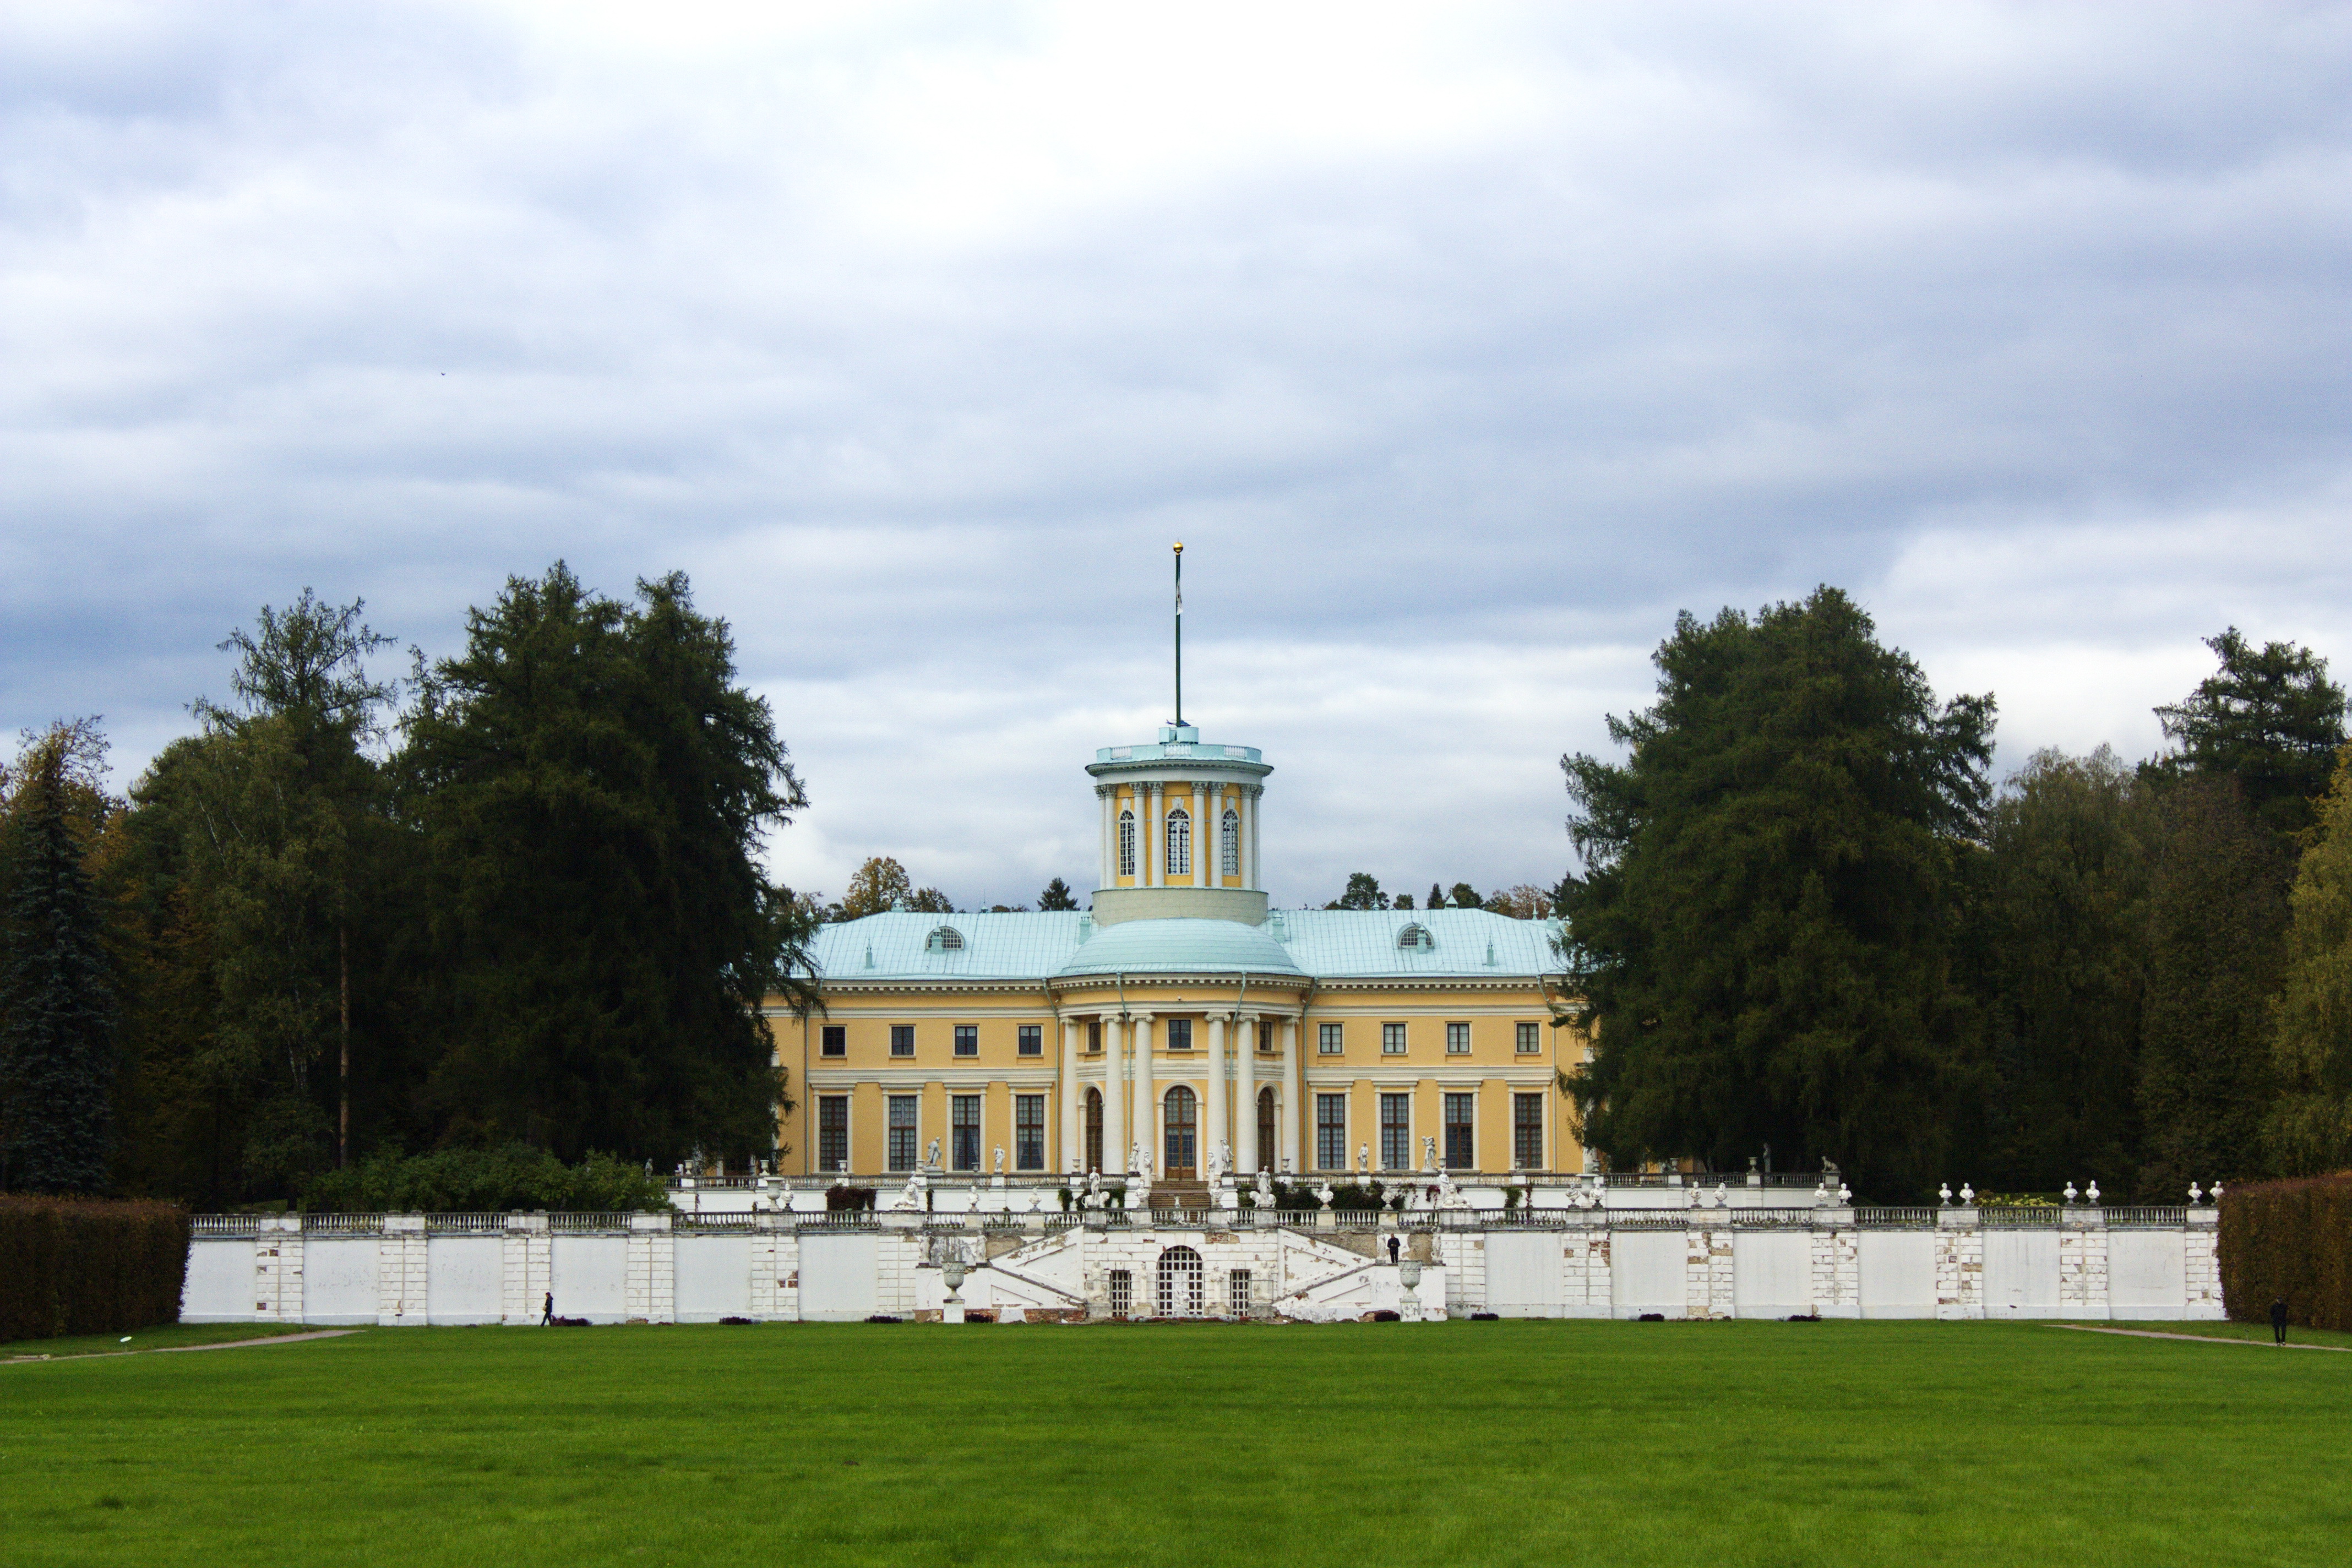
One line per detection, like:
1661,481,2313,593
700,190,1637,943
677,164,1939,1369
1053,917,1301,979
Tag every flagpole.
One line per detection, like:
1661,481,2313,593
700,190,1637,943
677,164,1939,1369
1173,541,1184,727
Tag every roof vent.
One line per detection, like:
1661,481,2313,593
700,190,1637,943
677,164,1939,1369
925,926,965,953
862,941,874,971
1267,911,1288,943
1077,913,1093,944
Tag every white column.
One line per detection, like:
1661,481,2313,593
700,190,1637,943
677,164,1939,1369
1246,786,1261,891
1236,1015,1259,1174
1060,1017,1080,1171
1101,1015,1125,1176
1098,789,1113,889
1131,1012,1156,1173
1280,1017,1302,1172
1191,780,1207,885
1206,1014,1228,1173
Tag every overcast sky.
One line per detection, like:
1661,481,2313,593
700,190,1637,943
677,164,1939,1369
6,2,2349,910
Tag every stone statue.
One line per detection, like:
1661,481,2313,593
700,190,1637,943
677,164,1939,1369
1205,1145,1223,1180
1315,1180,1336,1210
993,1145,1005,1175
1423,1135,1439,1173
890,1173,925,1212
1130,1140,1144,1177
1255,1168,1275,1206
925,1137,941,1170
1436,1166,1464,1209
1218,1140,1233,1178
1358,1143,1370,1177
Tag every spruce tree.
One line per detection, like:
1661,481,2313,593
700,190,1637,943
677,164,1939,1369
1,728,118,1193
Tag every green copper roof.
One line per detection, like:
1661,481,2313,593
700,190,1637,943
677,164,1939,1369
1051,917,1300,978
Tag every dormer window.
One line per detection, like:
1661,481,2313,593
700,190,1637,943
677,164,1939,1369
1397,924,1433,952
926,926,965,952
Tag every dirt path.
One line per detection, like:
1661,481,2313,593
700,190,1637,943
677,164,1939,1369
4,1329,360,1364
2049,1324,2350,1353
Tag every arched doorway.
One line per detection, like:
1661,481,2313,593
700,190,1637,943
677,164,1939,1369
1084,1087,1103,1174
1156,1245,1204,1317
1163,1085,1197,1179
1257,1087,1276,1174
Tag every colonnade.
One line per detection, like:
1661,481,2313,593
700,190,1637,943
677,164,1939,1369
1058,1011,1300,1177
1098,781,1261,889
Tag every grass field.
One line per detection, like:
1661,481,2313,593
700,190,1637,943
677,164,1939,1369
4,1319,2345,1567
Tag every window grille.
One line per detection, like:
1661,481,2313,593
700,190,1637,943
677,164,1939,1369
1156,1246,1205,1318
1166,808,1190,877
1513,1093,1544,1170
1164,1086,1197,1175
1118,809,1136,877
1316,1093,1347,1170
1167,1018,1193,1050
1228,1268,1253,1319
1221,807,1240,875
891,1025,915,1058
1085,1087,1103,1174
1015,1094,1045,1171
820,1025,846,1058
1017,1025,1042,1057
951,1094,981,1172
1257,1088,1276,1169
1087,1019,1103,1053
1445,1092,1474,1170
1397,924,1431,951
1516,1021,1542,1054
1108,1268,1133,1317
1319,1022,1343,1055
954,1025,978,1057
1380,1093,1411,1169
819,1096,850,1173
926,926,965,952
1446,1021,1471,1055
888,1095,919,1170
1382,1022,1408,1055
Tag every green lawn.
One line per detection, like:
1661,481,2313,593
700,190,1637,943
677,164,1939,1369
1,1322,323,1361
3,1319,2345,1567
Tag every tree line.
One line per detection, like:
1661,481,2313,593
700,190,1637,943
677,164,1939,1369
0,565,815,1206
1560,589,2352,1204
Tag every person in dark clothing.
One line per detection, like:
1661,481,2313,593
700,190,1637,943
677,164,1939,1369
542,1291,555,1327
1386,1235,1401,1264
2271,1297,2289,1345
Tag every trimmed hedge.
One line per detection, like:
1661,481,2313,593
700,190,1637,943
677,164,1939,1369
0,1196,190,1344
2217,1174,2352,1331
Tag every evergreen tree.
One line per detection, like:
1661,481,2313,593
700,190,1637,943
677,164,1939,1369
2153,629,2346,839
1428,883,1444,913
1037,876,1080,911
2136,776,2290,1196
0,723,119,1193
1561,588,1994,1199
2266,747,2352,1174
1966,748,2153,1194
1449,882,1483,910
401,565,814,1164
1328,873,1387,910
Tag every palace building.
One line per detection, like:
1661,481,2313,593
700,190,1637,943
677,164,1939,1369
770,722,1586,1188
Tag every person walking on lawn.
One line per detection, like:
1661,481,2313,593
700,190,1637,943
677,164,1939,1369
543,1291,555,1327
2271,1296,2289,1346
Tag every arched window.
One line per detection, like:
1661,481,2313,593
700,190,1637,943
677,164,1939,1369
1118,809,1136,877
1221,807,1240,876
1156,1245,1205,1318
926,926,965,952
1163,1085,1196,1176
1084,1087,1103,1175
1397,923,1432,952
1256,1087,1276,1173
1166,808,1190,878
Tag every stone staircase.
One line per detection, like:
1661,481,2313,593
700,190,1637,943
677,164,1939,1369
1148,1178,1213,1211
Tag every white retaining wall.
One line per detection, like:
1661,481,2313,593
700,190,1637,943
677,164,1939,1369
179,1206,2224,1326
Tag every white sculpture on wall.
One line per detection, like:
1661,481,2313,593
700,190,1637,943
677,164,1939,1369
994,1146,1005,1175
925,1137,942,1170
1130,1140,1144,1177
1255,1168,1275,1207
1423,1135,1438,1173
1358,1144,1370,1177
890,1174,925,1211
1315,1180,1336,1210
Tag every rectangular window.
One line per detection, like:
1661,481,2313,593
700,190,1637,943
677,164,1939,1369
1108,1268,1133,1317
1257,1020,1276,1053
1380,1092,1411,1170
954,1025,978,1057
1319,1022,1343,1056
1382,1022,1408,1055
1228,1268,1251,1318
1088,1019,1103,1054
951,1094,981,1171
1167,1018,1193,1051
1446,1021,1471,1055
818,1095,850,1173
890,1025,914,1058
1015,1094,1045,1170
1017,1024,1042,1057
1513,1093,1544,1170
1316,1093,1347,1171
888,1095,919,1170
820,1025,846,1058
1516,1021,1542,1055
1445,1092,1474,1170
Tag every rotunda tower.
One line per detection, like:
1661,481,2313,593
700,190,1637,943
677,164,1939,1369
1086,724,1272,927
